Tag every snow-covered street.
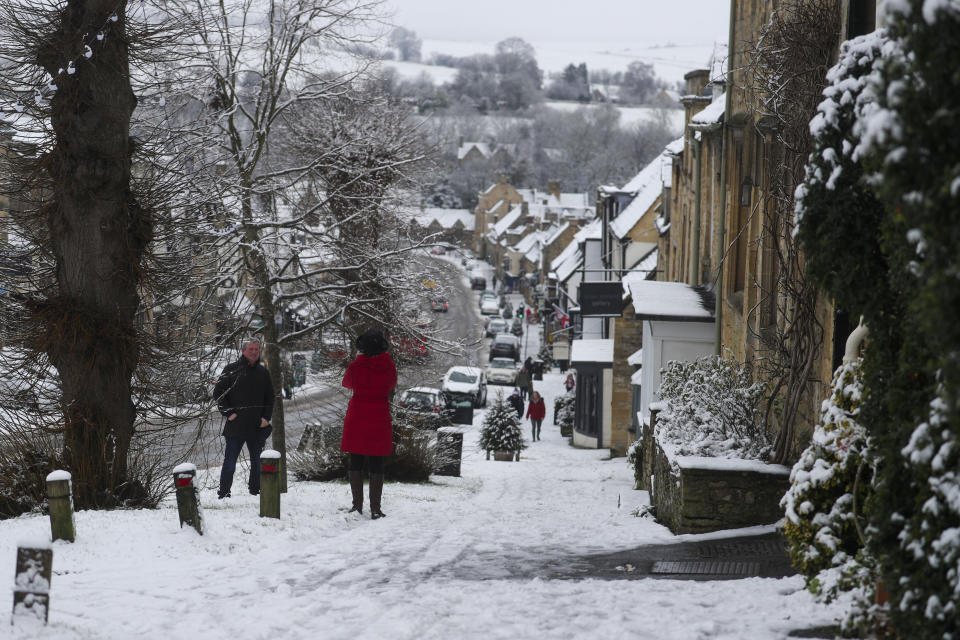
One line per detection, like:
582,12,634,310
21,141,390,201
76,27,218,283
3,357,846,639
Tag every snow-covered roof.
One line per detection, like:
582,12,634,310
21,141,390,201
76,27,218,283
627,348,643,366
492,205,524,237
570,338,614,364
458,141,491,160
624,279,715,321
516,188,589,211
555,248,582,283
581,217,602,240
409,207,474,231
622,249,659,296
513,229,544,254
610,157,664,239
665,136,684,157
691,92,726,126
550,218,600,272
543,221,570,246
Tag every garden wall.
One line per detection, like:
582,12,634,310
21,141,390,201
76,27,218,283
649,438,791,534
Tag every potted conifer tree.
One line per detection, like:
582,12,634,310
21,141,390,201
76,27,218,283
479,394,525,461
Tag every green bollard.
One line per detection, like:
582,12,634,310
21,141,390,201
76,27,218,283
259,450,281,519
45,470,75,543
173,463,202,535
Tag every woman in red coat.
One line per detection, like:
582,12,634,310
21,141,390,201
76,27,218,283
526,391,546,441
341,327,397,519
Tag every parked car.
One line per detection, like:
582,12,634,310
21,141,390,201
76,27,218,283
430,297,449,312
478,290,497,307
441,365,488,408
470,276,486,290
397,386,452,429
489,334,520,361
486,357,519,386
480,297,500,315
429,245,446,255
486,317,509,337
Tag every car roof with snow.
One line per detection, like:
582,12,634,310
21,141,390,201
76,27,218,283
446,365,482,376
403,386,442,395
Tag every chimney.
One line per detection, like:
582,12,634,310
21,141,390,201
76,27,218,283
521,201,529,217
547,180,561,199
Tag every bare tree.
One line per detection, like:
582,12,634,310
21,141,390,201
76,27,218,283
161,0,444,489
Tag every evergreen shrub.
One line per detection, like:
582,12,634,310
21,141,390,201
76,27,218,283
478,393,525,453
556,390,575,437
781,358,875,624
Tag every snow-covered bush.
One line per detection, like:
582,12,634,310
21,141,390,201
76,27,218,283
654,356,771,460
781,358,876,625
555,390,575,437
794,4,960,636
626,438,644,490
479,394,525,453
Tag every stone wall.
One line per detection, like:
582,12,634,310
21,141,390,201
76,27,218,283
650,436,791,534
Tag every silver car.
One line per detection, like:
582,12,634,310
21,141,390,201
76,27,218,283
486,357,518,385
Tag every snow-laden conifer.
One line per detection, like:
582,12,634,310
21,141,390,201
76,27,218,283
781,358,876,633
478,393,525,454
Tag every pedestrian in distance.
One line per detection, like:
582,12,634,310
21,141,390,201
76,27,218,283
515,365,532,402
508,387,524,418
527,391,546,441
214,338,275,499
564,372,576,393
341,327,397,520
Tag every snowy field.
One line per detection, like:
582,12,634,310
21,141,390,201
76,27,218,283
414,39,718,87
3,285,846,639
543,101,685,134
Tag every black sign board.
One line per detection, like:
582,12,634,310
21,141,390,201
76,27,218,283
579,281,623,317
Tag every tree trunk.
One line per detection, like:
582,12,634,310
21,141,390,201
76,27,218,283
241,186,288,492
39,1,149,507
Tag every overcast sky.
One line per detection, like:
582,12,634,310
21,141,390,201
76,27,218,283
385,0,730,46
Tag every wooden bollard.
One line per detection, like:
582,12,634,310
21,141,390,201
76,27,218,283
259,450,281,519
172,463,202,535
46,470,75,543
12,543,52,625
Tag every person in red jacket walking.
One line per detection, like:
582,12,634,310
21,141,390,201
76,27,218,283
340,327,397,519
526,391,546,441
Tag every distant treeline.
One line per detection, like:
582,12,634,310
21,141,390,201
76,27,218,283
372,28,678,114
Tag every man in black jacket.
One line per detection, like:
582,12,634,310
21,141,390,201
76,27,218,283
214,339,275,498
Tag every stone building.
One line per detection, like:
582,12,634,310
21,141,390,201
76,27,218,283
657,0,881,461
408,207,474,248
472,179,522,257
